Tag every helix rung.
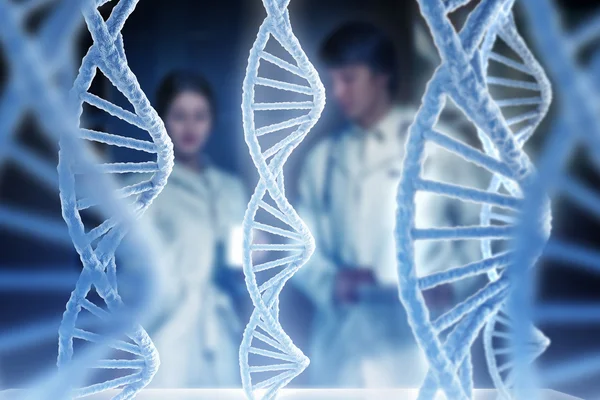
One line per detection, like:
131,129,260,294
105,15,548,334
492,331,512,340
248,347,295,362
86,217,118,243
493,348,512,356
92,359,145,369
514,126,534,143
249,363,296,373
252,222,302,240
432,280,509,332
253,331,287,353
80,92,145,130
258,200,293,227
77,179,153,210
498,362,514,374
255,77,312,95
0,205,70,245
80,129,157,153
76,198,96,211
252,101,313,111
488,51,531,75
535,304,600,324
0,270,78,292
262,138,290,160
78,180,154,211
413,225,514,241
506,111,539,127
416,179,521,209
489,212,516,224
487,77,540,91
258,266,295,293
81,299,110,320
263,287,280,309
262,124,309,160
423,129,515,179
443,0,473,14
544,239,600,274
418,251,511,290
116,179,154,198
72,328,142,356
569,14,600,51
559,176,600,218
259,50,305,78
10,141,59,189
253,254,303,273
256,115,311,137
251,243,304,252
542,350,600,386
17,0,61,20
253,369,298,390
496,97,542,107
0,317,70,352
494,313,512,327
96,161,159,174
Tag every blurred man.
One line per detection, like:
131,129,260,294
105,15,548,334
293,22,483,387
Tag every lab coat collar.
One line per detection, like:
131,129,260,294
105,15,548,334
169,158,218,199
349,105,415,142
332,106,415,178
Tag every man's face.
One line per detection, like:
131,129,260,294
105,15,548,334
328,64,390,122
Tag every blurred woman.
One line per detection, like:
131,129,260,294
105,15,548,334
145,71,247,387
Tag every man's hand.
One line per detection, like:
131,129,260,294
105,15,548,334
334,268,376,304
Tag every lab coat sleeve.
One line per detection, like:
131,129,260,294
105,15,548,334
292,140,338,310
136,193,190,332
224,174,248,229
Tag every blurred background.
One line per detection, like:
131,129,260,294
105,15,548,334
1,0,600,397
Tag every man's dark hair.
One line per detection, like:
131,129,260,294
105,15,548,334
319,21,399,97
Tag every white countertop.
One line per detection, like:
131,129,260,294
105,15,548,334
1,388,581,400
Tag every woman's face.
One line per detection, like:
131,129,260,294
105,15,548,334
164,90,213,158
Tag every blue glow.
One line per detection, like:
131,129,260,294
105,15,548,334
477,6,552,399
238,0,325,399
394,1,548,399
56,0,174,398
507,0,600,398
0,0,171,398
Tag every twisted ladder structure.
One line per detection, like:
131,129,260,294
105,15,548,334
0,3,85,389
0,0,80,243
238,0,325,399
394,1,547,399
506,0,600,398
475,7,552,399
0,0,167,399
56,0,173,398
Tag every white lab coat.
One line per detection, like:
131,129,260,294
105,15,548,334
143,163,247,388
293,106,484,387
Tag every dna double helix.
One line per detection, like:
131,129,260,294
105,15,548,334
56,0,173,398
238,0,325,399
0,0,81,217
0,3,88,396
394,0,550,399
476,5,552,398
505,0,600,398
0,0,169,398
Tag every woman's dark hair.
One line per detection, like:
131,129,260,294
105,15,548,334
155,70,216,119
319,21,399,97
